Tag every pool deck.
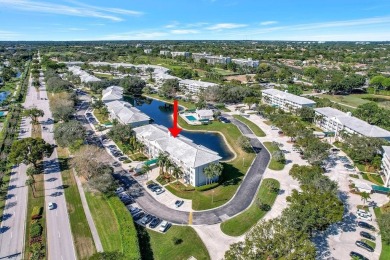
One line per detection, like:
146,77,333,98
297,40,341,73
179,112,202,125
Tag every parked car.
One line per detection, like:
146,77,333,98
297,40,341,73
147,183,158,190
344,164,355,171
151,185,162,192
129,207,141,215
118,156,128,161
155,188,165,195
175,200,184,208
159,221,171,232
357,221,375,231
112,161,121,167
140,214,154,225
355,241,374,252
360,231,376,241
133,212,145,221
357,212,372,221
115,187,125,194
149,217,162,228
357,209,372,217
349,251,369,260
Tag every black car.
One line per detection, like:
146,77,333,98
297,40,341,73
147,183,157,190
149,217,162,228
349,251,369,260
355,241,374,252
133,212,145,221
357,221,375,230
151,185,162,192
360,231,376,241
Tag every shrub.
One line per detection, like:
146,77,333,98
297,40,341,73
30,223,43,238
31,214,42,220
195,182,219,191
172,237,183,245
31,206,42,217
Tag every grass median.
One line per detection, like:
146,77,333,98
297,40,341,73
374,206,390,260
263,142,285,171
232,115,266,137
220,178,280,236
57,147,96,259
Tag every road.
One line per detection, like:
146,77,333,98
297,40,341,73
0,76,34,260
76,93,270,225
36,73,77,260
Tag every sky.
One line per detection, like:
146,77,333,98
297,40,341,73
0,0,390,41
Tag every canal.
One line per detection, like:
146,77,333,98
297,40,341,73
131,97,234,161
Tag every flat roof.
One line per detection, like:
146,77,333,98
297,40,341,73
262,88,316,105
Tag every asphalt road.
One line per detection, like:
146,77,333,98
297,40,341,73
77,93,270,225
37,74,77,260
0,77,35,260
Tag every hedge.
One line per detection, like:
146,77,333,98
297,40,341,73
107,196,141,260
31,206,42,217
30,223,43,238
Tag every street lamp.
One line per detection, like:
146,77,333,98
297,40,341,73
212,190,215,204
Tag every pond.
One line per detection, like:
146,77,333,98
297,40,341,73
0,92,10,103
129,97,234,160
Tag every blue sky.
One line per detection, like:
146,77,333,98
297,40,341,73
0,0,390,41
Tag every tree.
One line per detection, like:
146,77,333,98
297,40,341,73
243,96,258,109
157,152,168,175
107,124,133,144
203,163,223,184
237,136,252,153
54,120,85,148
87,170,115,194
9,138,53,168
298,107,315,122
26,165,40,182
120,76,146,96
159,79,180,98
287,85,303,95
141,163,151,178
225,217,316,260
360,192,371,205
26,177,36,198
23,107,44,124
342,135,383,165
378,212,390,246
71,145,110,180
171,165,182,179
92,100,105,109
145,67,155,81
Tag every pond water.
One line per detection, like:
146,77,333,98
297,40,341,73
129,97,234,160
0,92,10,103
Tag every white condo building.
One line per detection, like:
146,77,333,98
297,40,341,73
192,53,231,65
232,58,260,68
102,86,123,103
160,50,171,56
179,79,218,93
68,66,101,83
133,124,222,187
381,146,390,187
314,107,390,140
171,51,190,58
261,89,316,112
106,100,150,127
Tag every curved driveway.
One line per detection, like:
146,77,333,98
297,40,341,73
77,93,270,225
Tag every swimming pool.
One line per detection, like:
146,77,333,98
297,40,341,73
0,111,4,117
186,115,197,121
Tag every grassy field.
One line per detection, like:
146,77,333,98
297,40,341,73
93,108,110,124
263,142,285,170
85,192,140,259
374,205,390,260
137,225,210,260
232,115,266,137
93,72,113,80
362,173,384,186
85,192,122,252
220,178,280,236
57,147,96,259
144,93,196,110
318,93,390,109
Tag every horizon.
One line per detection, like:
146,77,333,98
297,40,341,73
0,0,389,41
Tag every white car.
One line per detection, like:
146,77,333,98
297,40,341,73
357,209,372,217
48,202,55,210
357,212,372,221
159,221,170,232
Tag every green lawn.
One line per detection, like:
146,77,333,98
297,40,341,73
57,148,96,259
349,174,359,179
318,93,390,109
263,142,285,170
138,225,210,260
85,192,140,259
374,205,390,260
93,109,111,124
85,192,122,252
144,93,196,110
362,173,384,186
232,115,266,137
94,72,113,80
220,178,280,236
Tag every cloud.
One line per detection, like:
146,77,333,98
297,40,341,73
260,21,278,26
0,30,20,40
165,21,180,28
170,29,199,34
207,23,247,30
0,0,143,21
102,31,168,40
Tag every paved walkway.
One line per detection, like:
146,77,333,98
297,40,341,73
0,77,34,259
72,169,103,252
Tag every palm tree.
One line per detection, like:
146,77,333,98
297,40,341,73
203,163,223,185
26,166,38,182
172,165,182,180
157,152,167,175
26,177,36,198
164,159,173,176
360,192,371,205
141,163,151,180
